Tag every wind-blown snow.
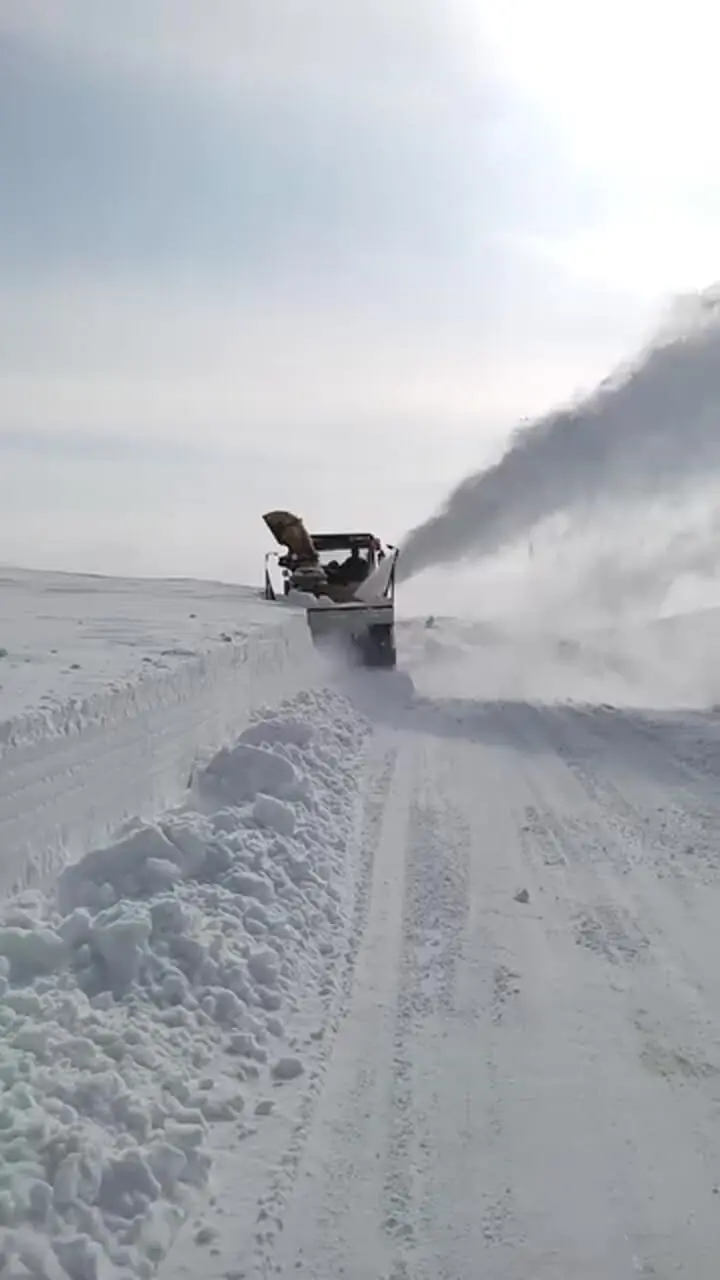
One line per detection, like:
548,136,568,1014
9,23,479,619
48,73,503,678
397,605,720,710
0,688,368,1278
398,288,720,583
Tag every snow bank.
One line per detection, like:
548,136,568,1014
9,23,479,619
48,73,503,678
0,569,288,724
0,688,369,1278
0,570,322,894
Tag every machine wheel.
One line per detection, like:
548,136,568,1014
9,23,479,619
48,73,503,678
360,624,396,669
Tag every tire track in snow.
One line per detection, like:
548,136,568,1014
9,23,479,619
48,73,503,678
262,701,720,1278
396,708,720,1278
515,706,713,998
500,703,656,975
574,704,720,799
157,738,397,1280
528,706,720,1080
381,739,472,1275
267,735,415,1280
515,706,720,1227
474,718,720,1278
545,704,720,883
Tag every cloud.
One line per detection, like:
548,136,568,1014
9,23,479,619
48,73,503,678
2,0,715,581
479,0,718,192
0,268,655,448
0,0,486,105
507,220,720,300
1,0,617,280
0,31,483,275
0,262,657,583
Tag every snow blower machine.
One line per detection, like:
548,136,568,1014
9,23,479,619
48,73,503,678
262,510,399,668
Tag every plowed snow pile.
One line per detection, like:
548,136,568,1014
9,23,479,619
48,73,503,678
0,689,368,1279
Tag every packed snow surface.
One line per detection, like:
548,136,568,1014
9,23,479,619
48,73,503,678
6,573,720,1277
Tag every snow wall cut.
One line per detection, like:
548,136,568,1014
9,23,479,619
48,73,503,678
0,615,320,896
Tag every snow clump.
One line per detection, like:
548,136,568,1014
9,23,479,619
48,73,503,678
0,688,367,1278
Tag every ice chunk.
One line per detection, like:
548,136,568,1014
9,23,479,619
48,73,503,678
247,948,280,989
98,1150,161,1217
52,1233,116,1280
138,859,183,895
91,906,151,995
252,795,295,837
58,825,183,913
0,928,68,981
57,910,93,950
200,743,298,805
145,1143,187,1196
0,1229,74,1280
230,872,274,906
239,718,313,749
136,1202,183,1267
160,816,212,879
271,1056,304,1082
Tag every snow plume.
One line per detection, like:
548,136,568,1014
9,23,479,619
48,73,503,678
553,501,720,622
398,288,720,582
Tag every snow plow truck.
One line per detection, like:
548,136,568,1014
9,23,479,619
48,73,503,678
262,510,399,668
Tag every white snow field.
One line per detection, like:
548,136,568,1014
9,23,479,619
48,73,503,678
5,572,720,1277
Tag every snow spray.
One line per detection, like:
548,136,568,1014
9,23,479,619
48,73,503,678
398,289,720,582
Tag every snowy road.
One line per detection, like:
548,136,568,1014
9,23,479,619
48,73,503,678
247,695,720,1280
6,576,720,1277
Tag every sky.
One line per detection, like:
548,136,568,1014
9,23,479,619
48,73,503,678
1,0,718,584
